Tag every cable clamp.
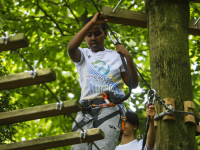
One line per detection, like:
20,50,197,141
56,101,63,110
30,70,37,78
1,33,9,44
147,89,157,105
80,130,87,139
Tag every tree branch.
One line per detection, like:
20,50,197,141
63,0,79,24
35,0,66,36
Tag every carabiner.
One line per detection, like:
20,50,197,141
108,31,121,45
146,89,157,105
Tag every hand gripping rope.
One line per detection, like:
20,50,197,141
141,89,157,150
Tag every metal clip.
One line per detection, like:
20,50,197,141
147,89,157,105
108,31,121,45
56,101,63,110
1,33,9,44
80,130,87,139
30,70,37,78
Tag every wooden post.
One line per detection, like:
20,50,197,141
0,68,56,91
0,33,29,52
0,128,104,150
0,100,81,125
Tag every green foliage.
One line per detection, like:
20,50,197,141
0,0,200,149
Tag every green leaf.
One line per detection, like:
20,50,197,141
76,5,85,16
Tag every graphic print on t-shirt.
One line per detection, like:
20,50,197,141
87,60,114,87
92,60,110,75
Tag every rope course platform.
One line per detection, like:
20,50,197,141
0,100,81,125
0,33,29,52
101,6,200,36
0,128,104,150
0,68,56,91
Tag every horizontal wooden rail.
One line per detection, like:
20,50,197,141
0,68,56,91
101,6,200,36
0,128,104,150
0,33,29,52
0,100,81,125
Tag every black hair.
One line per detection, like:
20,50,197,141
84,16,108,31
126,110,139,130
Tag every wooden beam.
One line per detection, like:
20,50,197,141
101,6,200,36
102,6,147,28
0,68,56,91
0,100,81,125
0,128,104,150
0,33,29,52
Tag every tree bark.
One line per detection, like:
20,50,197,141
146,0,197,149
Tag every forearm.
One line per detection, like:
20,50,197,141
146,119,156,150
124,53,138,88
67,21,94,61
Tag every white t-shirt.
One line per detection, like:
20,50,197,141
115,139,147,150
74,47,126,101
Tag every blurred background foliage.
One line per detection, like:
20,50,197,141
0,0,200,149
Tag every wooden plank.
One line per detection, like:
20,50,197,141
0,100,81,125
0,33,29,52
101,6,200,36
0,68,56,91
102,6,147,28
0,128,104,150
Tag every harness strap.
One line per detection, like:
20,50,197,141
94,110,120,128
72,110,120,132
72,116,92,132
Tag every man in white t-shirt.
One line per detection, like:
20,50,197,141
115,104,156,150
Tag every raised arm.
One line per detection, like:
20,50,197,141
146,104,156,150
67,13,108,62
116,44,138,88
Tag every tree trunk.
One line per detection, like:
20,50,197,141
146,0,197,149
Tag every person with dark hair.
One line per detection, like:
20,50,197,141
67,12,138,150
115,104,156,150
